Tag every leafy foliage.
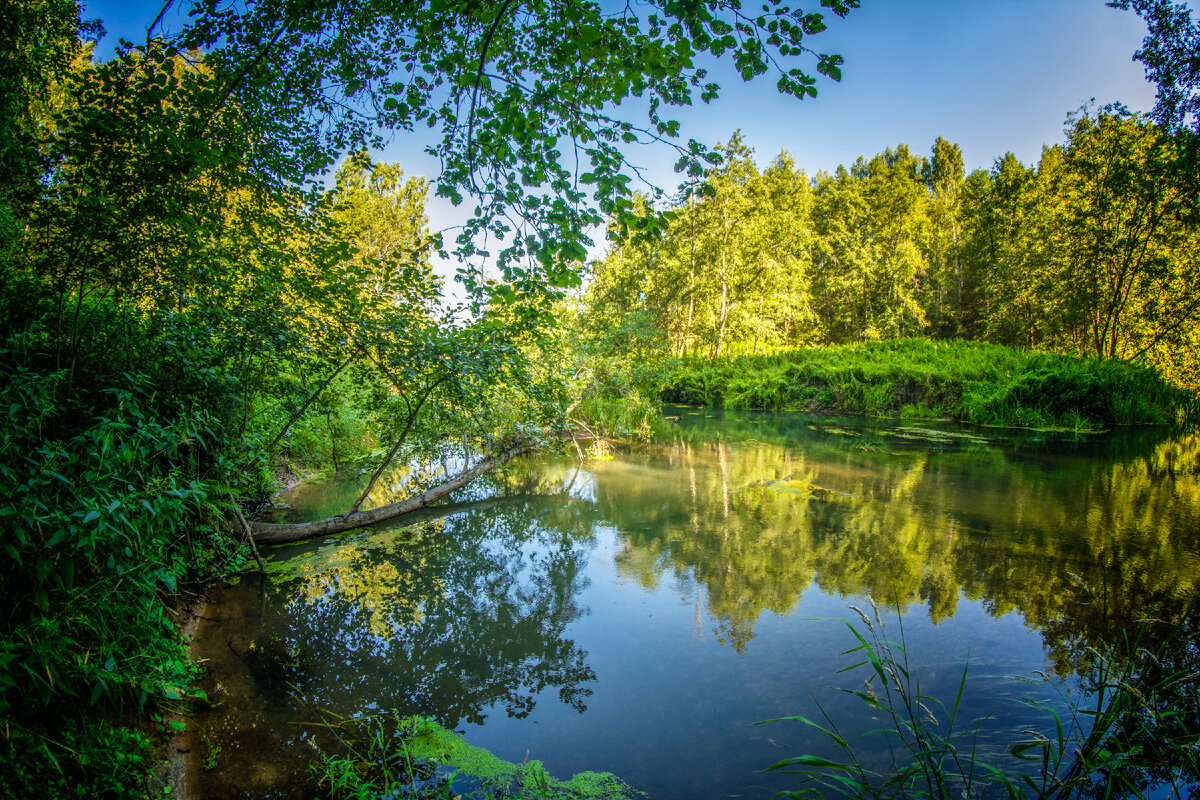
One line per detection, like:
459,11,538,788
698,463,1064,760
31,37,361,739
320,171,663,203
0,717,152,800
0,365,241,796
179,0,859,304
1111,0,1200,134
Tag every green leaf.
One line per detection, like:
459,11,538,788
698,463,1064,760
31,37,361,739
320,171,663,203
764,754,852,772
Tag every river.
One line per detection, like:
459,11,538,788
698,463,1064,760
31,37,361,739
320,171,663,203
187,408,1200,798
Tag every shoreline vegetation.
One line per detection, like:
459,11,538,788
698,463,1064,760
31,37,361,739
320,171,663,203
658,339,1198,432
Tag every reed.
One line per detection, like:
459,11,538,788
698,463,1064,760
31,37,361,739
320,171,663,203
762,595,1200,799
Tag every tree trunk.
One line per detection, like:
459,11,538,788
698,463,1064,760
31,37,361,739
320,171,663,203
248,442,530,544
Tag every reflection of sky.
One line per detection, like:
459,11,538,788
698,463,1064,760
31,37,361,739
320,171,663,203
249,415,1199,799
468,538,1054,800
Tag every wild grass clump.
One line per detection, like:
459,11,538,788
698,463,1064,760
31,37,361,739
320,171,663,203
662,339,1196,429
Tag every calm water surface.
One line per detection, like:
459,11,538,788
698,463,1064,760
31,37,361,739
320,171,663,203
190,409,1200,798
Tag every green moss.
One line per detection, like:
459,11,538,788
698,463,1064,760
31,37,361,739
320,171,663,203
402,716,640,799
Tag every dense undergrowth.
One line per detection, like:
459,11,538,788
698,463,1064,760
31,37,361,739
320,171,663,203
0,363,249,797
662,339,1198,429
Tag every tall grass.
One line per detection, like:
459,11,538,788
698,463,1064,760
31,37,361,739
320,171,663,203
762,596,1200,799
662,339,1197,429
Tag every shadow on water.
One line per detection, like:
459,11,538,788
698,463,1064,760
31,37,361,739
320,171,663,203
189,410,1200,798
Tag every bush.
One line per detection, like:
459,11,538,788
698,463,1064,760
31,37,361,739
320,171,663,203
0,719,152,800
0,365,244,797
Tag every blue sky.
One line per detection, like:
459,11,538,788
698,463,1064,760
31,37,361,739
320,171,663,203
83,0,1170,260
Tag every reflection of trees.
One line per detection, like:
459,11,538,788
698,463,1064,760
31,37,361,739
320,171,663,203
1086,607,1200,796
593,410,1200,672
269,496,599,728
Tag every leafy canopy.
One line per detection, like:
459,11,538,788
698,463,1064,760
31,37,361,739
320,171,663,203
1111,0,1200,133
178,0,858,305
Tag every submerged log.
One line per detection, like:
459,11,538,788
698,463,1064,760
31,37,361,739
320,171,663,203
249,442,531,545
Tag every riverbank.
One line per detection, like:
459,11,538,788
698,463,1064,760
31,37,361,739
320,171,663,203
661,339,1197,429
156,593,209,800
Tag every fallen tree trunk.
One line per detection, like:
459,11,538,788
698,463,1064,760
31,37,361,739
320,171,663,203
249,442,531,545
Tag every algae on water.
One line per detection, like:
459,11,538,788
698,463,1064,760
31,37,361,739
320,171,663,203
762,478,856,502
402,716,641,800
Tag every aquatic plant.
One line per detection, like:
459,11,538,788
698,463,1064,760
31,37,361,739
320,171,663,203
317,713,641,800
762,595,1200,799
759,599,995,799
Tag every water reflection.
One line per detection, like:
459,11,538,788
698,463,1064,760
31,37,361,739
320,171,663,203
191,494,602,798
596,411,1200,669
191,410,1200,798
277,499,600,726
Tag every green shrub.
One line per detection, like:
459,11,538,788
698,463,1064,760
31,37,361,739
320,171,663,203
0,365,244,797
0,719,152,800
0,369,237,717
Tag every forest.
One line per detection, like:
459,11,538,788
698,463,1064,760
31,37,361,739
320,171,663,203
586,120,1200,389
1,0,1198,797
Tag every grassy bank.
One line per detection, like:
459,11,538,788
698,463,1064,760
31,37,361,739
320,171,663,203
661,339,1197,429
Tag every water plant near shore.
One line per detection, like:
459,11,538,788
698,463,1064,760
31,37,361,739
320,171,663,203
762,595,1200,799
317,713,640,800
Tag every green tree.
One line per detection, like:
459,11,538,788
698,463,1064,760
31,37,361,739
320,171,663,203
810,145,931,342
921,136,965,336
0,0,100,235
693,132,766,356
587,136,818,358
958,152,1053,347
742,150,819,350
1111,0,1200,134
1048,110,1200,367
0,0,861,792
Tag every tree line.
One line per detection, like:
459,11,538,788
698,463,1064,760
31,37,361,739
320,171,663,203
585,113,1200,390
